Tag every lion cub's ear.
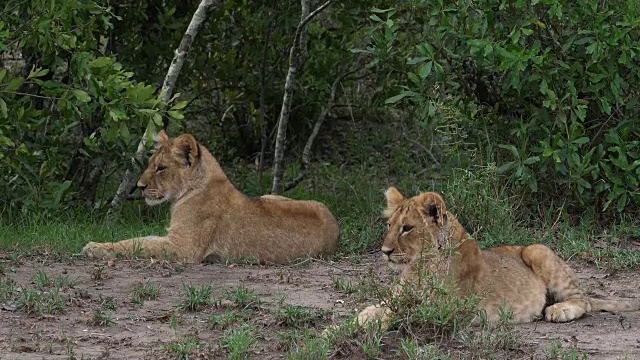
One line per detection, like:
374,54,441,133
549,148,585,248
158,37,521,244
173,134,200,167
421,192,447,226
154,129,170,147
383,186,404,217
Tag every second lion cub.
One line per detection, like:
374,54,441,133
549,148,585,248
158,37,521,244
350,187,640,330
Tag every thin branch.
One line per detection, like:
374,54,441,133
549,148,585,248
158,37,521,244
0,91,60,100
271,0,334,194
108,0,216,216
257,13,275,189
284,67,360,191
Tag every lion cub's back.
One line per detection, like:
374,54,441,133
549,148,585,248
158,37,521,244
246,196,340,259
477,250,547,322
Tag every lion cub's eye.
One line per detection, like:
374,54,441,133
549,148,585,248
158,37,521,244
156,164,166,173
402,225,414,233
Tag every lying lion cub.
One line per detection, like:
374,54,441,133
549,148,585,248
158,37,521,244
343,187,639,331
82,130,340,264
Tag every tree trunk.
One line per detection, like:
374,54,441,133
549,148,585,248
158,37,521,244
270,0,334,194
108,0,216,216
284,68,359,191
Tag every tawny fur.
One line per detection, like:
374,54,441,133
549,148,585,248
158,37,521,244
82,130,340,264
348,187,640,330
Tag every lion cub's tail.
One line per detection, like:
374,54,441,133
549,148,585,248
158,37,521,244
589,297,640,313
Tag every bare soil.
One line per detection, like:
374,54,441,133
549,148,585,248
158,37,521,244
0,254,638,359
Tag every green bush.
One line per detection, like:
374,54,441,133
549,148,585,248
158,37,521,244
0,0,184,214
358,0,640,214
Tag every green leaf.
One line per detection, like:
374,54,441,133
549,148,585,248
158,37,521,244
72,89,91,103
599,98,611,114
384,90,417,104
0,136,14,147
5,77,24,92
153,113,163,126
120,122,130,141
497,162,517,174
573,137,590,145
523,156,540,165
90,57,112,68
0,98,7,119
512,29,521,44
28,67,49,79
498,144,519,158
170,100,189,110
109,108,127,121
407,57,428,65
418,62,433,79
434,62,445,79
617,193,628,212
0,69,6,83
539,79,548,95
168,110,184,120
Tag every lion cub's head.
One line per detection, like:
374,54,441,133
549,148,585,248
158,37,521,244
136,130,201,206
381,187,455,265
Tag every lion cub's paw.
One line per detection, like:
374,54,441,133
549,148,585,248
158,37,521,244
81,242,115,259
321,324,340,338
544,303,581,323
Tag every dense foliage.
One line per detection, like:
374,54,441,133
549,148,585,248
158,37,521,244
362,0,640,213
0,0,184,213
1,0,639,217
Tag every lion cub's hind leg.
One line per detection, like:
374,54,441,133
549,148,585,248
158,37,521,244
521,244,590,322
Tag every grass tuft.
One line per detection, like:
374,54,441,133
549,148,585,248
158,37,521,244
178,284,213,311
131,280,160,305
222,325,256,360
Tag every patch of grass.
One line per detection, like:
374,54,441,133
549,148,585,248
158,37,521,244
32,271,77,291
546,341,588,360
286,330,331,360
98,295,116,310
224,285,260,310
0,276,17,302
396,338,451,359
274,303,327,328
331,270,384,302
387,270,480,339
165,336,202,360
0,208,168,254
54,274,77,289
65,336,76,360
209,310,245,330
131,280,160,305
222,325,256,360
456,305,519,358
545,222,640,271
332,276,359,294
178,284,213,311
90,309,114,327
32,270,52,289
19,287,65,315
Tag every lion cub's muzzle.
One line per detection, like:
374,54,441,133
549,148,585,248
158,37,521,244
381,246,393,260
137,181,166,204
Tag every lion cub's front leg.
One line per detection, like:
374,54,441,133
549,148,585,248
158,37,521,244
82,236,183,261
323,303,393,337
356,303,393,330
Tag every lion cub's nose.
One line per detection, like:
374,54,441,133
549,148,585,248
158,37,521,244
137,182,147,191
381,247,394,256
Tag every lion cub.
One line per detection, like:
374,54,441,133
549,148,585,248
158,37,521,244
348,187,639,330
82,130,340,264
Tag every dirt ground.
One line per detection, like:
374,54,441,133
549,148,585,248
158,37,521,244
0,254,639,360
